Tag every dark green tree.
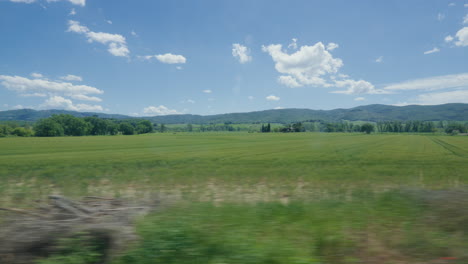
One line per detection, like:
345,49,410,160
119,122,135,135
361,123,375,134
34,119,64,137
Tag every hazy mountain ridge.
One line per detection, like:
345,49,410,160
1,104,467,124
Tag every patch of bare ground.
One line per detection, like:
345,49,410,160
0,195,162,264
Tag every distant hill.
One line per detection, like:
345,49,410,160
0,109,129,122
1,104,467,124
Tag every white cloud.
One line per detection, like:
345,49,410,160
332,79,385,94
326,42,339,51
416,90,468,105
31,72,44,79
384,73,468,91
67,20,89,34
69,94,102,102
106,20,112,25
140,53,186,64
437,13,445,21
0,74,103,104
274,106,284,109
0,75,102,95
108,43,130,57
375,56,383,63
288,38,298,49
248,96,254,100
11,0,85,4
9,0,36,3
60,74,82,82
454,27,468,46
86,31,126,45
449,3,456,7
67,20,129,57
266,95,280,101
176,66,183,70
202,89,212,94
69,8,76,16
465,4,468,7
423,47,440,54
262,42,343,88
131,30,138,37
143,105,180,116
445,35,454,42
41,96,103,111
232,43,252,63
463,14,468,24
20,92,47,97
354,97,365,101
278,75,301,88
46,0,85,6
68,0,85,6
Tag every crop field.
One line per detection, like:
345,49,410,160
0,133,467,204
1,133,467,263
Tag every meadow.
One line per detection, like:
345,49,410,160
1,133,467,263
0,133,466,203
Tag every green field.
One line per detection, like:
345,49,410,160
1,133,467,263
0,133,467,203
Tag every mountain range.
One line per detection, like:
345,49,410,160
1,104,467,124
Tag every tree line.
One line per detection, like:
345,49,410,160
1,116,467,137
0,114,154,137
257,120,468,134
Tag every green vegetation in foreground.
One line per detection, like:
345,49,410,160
0,133,467,203
39,190,468,264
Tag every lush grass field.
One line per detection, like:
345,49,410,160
0,133,467,204
1,133,467,263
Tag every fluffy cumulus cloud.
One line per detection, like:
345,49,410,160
0,74,104,111
202,89,212,94
375,56,383,63
354,97,365,101
67,20,129,57
232,43,252,63
445,35,454,43
383,73,468,91
143,105,180,116
60,74,82,82
40,96,102,111
262,42,343,87
140,53,187,64
332,79,385,94
155,53,186,64
0,75,102,96
266,95,280,101
423,47,440,54
454,27,468,46
263,40,377,94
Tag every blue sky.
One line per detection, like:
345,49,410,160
0,0,467,116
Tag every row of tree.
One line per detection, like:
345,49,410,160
33,114,154,136
257,121,468,134
0,114,155,137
